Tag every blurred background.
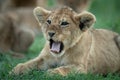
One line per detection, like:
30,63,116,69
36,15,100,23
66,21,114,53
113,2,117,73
90,0,120,33
0,0,120,32
0,0,120,79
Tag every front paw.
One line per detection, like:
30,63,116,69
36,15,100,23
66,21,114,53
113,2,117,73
47,67,69,76
10,63,29,75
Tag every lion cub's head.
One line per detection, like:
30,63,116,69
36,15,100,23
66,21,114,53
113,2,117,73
34,7,96,57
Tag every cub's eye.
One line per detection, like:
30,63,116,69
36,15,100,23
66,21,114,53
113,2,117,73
47,20,51,24
61,21,69,26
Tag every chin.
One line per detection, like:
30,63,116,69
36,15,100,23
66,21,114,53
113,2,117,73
50,50,65,57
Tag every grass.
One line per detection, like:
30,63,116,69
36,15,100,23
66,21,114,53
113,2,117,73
1,0,120,79
0,47,120,80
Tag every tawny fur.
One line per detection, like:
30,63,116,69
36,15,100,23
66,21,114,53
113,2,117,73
11,7,120,76
58,0,91,12
0,0,41,53
115,36,120,49
0,8,41,53
0,0,36,11
37,0,91,12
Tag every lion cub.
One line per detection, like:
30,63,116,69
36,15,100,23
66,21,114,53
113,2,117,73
11,7,120,76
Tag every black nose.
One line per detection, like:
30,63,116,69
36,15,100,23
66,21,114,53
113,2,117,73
48,32,55,37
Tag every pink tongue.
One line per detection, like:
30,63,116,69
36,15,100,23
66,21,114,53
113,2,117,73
51,42,61,53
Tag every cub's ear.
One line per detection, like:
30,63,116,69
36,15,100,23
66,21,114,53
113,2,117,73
75,11,96,31
33,7,51,24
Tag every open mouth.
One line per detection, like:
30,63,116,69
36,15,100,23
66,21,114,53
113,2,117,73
49,39,64,54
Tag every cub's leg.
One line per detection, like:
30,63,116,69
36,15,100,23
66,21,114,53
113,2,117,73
10,47,52,75
48,65,87,76
48,65,75,76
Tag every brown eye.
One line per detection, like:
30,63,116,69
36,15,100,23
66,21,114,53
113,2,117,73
47,20,51,24
61,21,69,26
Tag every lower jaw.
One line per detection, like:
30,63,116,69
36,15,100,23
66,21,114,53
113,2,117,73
50,50,65,57
50,51,60,54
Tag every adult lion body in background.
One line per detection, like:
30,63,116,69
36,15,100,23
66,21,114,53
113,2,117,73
58,0,91,12
0,0,36,11
11,7,120,76
0,0,39,54
37,0,91,12
0,8,40,53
